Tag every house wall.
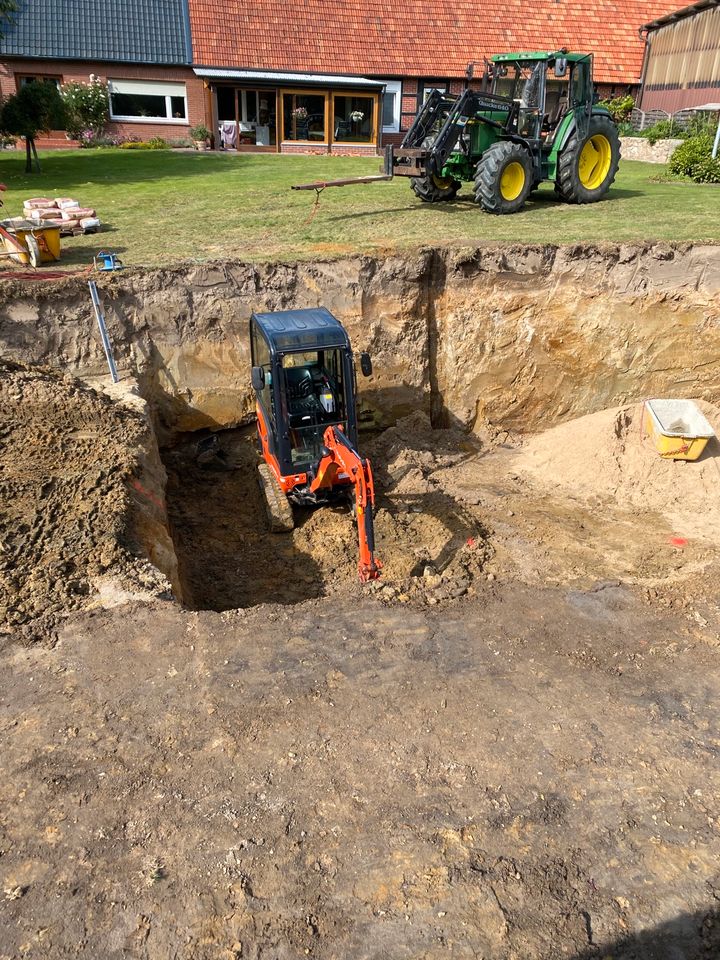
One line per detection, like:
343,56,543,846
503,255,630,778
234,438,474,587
640,4,720,113
0,59,206,144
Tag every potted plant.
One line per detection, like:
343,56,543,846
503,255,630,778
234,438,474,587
189,125,210,151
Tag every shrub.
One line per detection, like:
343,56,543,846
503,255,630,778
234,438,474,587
61,76,109,140
617,121,637,137
189,125,210,141
669,133,720,183
685,113,717,138
640,119,687,145
597,94,634,123
118,137,168,150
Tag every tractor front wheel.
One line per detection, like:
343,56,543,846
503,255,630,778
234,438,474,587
411,173,460,203
556,115,620,204
473,142,533,214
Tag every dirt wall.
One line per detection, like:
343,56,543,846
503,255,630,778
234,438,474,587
0,243,718,436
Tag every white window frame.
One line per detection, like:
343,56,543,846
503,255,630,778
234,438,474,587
380,79,402,133
108,79,188,124
422,82,447,103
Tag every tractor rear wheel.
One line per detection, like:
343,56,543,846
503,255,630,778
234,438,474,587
473,142,533,214
257,462,294,533
411,173,460,203
556,115,620,204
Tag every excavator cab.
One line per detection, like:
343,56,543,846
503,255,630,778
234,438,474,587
250,307,381,581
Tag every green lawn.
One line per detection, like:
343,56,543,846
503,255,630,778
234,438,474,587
0,148,718,267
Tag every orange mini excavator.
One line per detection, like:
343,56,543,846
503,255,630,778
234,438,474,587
250,307,381,581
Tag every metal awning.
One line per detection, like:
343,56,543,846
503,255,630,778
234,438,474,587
194,67,384,90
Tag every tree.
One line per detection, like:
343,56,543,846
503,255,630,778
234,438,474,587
0,80,66,172
0,0,18,38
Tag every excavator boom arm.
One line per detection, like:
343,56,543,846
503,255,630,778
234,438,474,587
309,426,382,581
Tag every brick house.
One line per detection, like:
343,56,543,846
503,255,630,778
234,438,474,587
188,0,679,154
0,0,680,154
0,0,207,146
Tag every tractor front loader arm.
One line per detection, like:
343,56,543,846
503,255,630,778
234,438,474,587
309,425,382,582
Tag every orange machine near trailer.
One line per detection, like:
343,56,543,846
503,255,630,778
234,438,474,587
250,307,381,582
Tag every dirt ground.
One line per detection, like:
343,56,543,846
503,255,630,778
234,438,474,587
3,374,720,958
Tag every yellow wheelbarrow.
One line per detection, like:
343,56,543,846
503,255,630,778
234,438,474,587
0,183,61,268
0,219,61,267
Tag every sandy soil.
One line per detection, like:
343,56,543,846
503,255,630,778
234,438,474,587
3,374,720,958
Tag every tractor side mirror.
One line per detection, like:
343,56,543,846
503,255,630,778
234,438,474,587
251,365,265,391
554,57,568,78
360,352,373,377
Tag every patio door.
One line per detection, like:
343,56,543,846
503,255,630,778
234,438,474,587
216,86,277,150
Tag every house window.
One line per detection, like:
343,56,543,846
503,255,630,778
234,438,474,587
282,92,326,142
333,95,374,143
380,80,401,133
109,79,187,122
422,82,448,103
17,75,62,90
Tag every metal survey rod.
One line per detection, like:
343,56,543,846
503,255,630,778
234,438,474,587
88,280,119,383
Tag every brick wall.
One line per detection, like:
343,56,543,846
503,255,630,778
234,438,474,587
0,58,206,146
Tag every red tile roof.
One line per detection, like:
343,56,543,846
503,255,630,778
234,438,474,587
189,0,678,85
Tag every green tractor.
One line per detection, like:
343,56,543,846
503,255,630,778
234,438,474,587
391,50,621,214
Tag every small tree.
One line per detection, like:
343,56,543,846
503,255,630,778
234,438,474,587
61,76,110,141
0,80,66,172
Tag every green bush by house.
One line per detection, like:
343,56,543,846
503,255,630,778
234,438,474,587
669,133,720,183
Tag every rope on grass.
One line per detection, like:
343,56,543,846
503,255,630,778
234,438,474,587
303,186,326,225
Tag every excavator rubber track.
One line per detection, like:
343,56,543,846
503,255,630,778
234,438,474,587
257,462,295,533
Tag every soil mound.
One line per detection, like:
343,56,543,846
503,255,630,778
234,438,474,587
515,400,720,541
0,362,169,638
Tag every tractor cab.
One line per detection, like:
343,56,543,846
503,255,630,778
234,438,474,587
489,52,592,143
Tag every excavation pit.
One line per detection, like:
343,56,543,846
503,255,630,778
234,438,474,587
3,245,720,958
161,413,493,612
2,242,719,634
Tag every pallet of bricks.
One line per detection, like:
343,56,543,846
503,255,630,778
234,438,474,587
20,198,101,235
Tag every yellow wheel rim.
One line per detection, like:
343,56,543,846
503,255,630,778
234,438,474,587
578,134,612,190
432,174,454,190
500,161,525,201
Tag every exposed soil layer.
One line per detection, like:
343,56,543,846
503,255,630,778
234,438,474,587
0,244,718,440
0,363,172,639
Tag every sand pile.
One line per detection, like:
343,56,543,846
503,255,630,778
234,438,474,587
515,401,720,541
0,363,169,637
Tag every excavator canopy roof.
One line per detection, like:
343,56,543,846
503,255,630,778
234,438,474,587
252,307,351,354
